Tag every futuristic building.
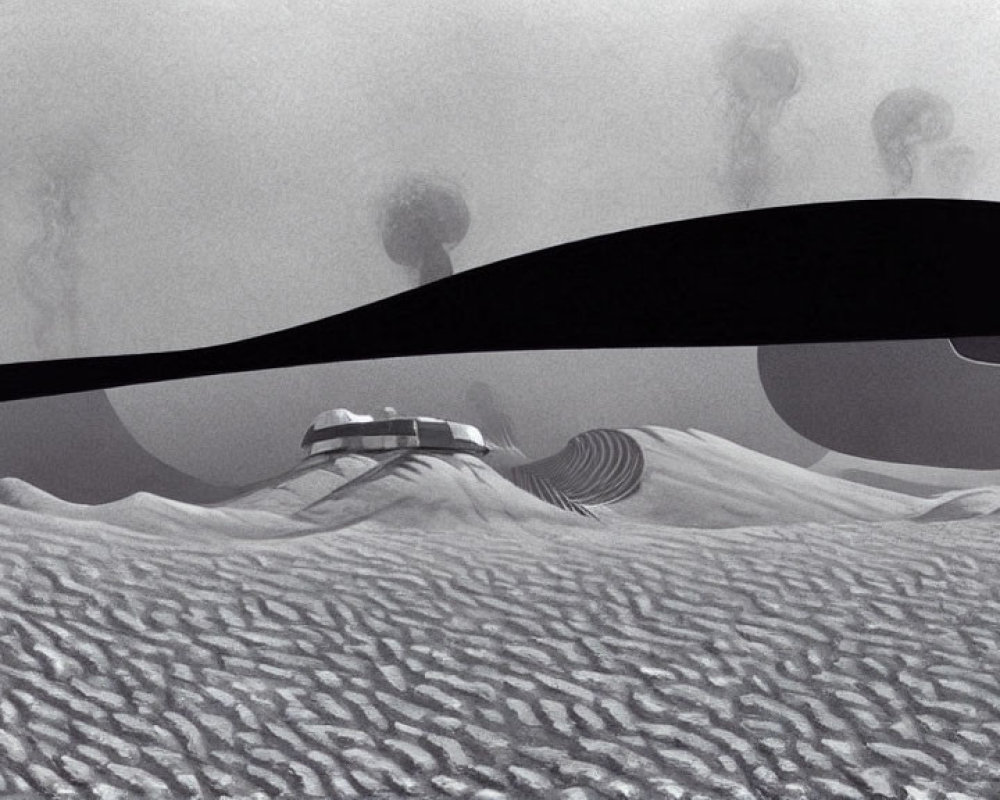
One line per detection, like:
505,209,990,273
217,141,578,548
301,408,488,458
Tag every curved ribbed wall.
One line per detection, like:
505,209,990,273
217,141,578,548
509,429,644,515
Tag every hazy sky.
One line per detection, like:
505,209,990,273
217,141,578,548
3,0,999,360
5,1,1000,485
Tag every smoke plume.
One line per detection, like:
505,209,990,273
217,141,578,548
930,142,977,197
719,35,802,208
377,174,470,286
872,87,954,195
14,150,92,358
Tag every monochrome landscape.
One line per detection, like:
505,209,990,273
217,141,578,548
1,424,999,799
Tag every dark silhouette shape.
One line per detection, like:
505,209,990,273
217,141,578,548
872,87,953,194
759,340,1000,469
0,391,234,504
952,337,1000,364
720,35,801,208
378,174,470,285
5,199,1000,403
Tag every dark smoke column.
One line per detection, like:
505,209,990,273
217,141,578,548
719,36,801,209
872,88,953,195
377,174,470,285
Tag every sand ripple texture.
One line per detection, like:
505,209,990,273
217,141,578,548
1,505,1000,799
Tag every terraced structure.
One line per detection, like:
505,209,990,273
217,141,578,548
1,504,999,799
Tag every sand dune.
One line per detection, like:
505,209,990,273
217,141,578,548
2,428,1000,796
610,427,1000,527
813,449,1000,493
4,427,1000,539
1,451,582,539
289,451,588,531
0,477,309,540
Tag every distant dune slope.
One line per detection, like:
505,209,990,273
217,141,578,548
813,448,1000,492
3,426,1000,537
611,427,1000,528
291,452,590,531
0,477,309,540
0,451,588,538
826,469,953,498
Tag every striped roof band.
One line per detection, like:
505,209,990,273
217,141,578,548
306,437,487,456
302,417,489,455
308,435,423,455
302,418,418,448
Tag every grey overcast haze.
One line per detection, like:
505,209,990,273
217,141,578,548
4,0,1000,482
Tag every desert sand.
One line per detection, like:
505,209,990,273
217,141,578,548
0,428,998,798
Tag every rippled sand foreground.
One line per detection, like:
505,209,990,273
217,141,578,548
1,514,999,799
